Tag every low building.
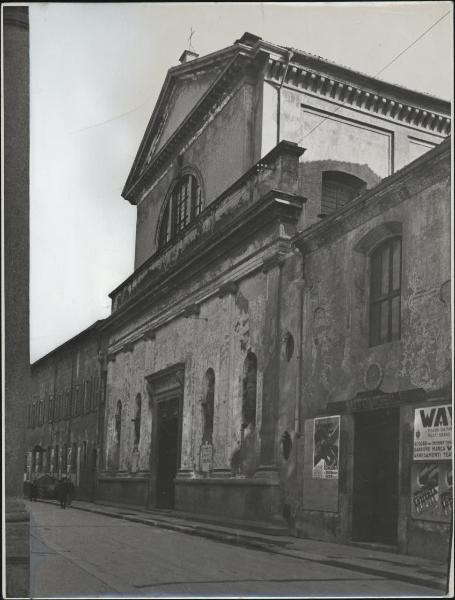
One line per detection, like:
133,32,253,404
25,322,106,501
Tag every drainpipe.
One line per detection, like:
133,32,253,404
293,243,306,435
277,50,294,145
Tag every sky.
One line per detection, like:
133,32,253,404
29,2,453,362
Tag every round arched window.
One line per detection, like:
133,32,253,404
158,173,203,248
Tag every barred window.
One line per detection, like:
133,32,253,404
158,173,203,248
321,171,366,216
370,237,402,346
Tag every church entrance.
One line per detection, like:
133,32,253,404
146,364,184,510
156,397,180,508
352,407,400,545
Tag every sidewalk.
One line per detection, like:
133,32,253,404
41,498,450,593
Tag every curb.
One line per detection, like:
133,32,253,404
33,499,448,593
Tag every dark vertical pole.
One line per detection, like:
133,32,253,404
4,6,31,597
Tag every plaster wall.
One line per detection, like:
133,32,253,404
135,81,258,268
104,270,270,482
155,69,221,154
27,332,102,499
277,144,451,556
261,82,446,230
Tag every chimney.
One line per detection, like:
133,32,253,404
235,32,262,46
179,50,199,64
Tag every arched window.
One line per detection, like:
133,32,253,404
202,369,215,444
370,237,402,346
71,443,78,472
46,446,52,473
115,400,122,444
62,444,68,473
54,445,60,473
321,171,366,216
158,173,203,248
133,394,142,448
242,352,258,429
82,441,88,467
36,448,43,472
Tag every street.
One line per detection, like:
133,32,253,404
28,501,442,598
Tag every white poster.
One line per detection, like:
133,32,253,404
413,405,452,461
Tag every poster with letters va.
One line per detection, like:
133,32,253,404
413,404,452,461
313,416,340,480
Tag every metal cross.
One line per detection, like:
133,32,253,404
188,26,195,52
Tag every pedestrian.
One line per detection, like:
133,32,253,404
67,476,75,507
29,478,38,502
57,477,67,509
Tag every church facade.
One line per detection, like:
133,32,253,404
27,33,451,559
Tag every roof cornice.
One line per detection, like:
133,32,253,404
264,53,450,135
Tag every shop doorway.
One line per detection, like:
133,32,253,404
156,397,180,508
352,407,400,544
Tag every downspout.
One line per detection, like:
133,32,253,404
293,243,306,435
276,50,294,145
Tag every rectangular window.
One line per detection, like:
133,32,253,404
370,237,402,346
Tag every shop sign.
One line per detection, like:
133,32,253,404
413,405,452,461
200,442,213,473
411,462,452,522
312,416,340,480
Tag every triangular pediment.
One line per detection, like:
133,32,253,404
151,68,222,158
125,46,241,195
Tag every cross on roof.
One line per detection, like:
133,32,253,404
188,26,195,52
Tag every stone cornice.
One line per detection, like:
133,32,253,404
102,189,305,338
265,57,451,135
110,141,305,308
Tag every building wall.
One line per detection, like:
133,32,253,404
278,140,451,559
261,80,447,231
134,76,261,268
26,327,104,501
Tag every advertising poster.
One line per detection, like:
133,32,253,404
413,404,452,461
439,462,453,518
313,416,340,480
411,462,453,522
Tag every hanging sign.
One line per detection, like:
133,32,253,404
312,416,340,480
413,405,452,461
199,442,213,473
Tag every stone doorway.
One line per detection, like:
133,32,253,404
146,364,184,509
156,398,180,508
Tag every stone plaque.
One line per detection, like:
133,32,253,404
199,442,213,473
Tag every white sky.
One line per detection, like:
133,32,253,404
29,2,453,362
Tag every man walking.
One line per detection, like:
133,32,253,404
57,477,68,509
67,475,75,507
